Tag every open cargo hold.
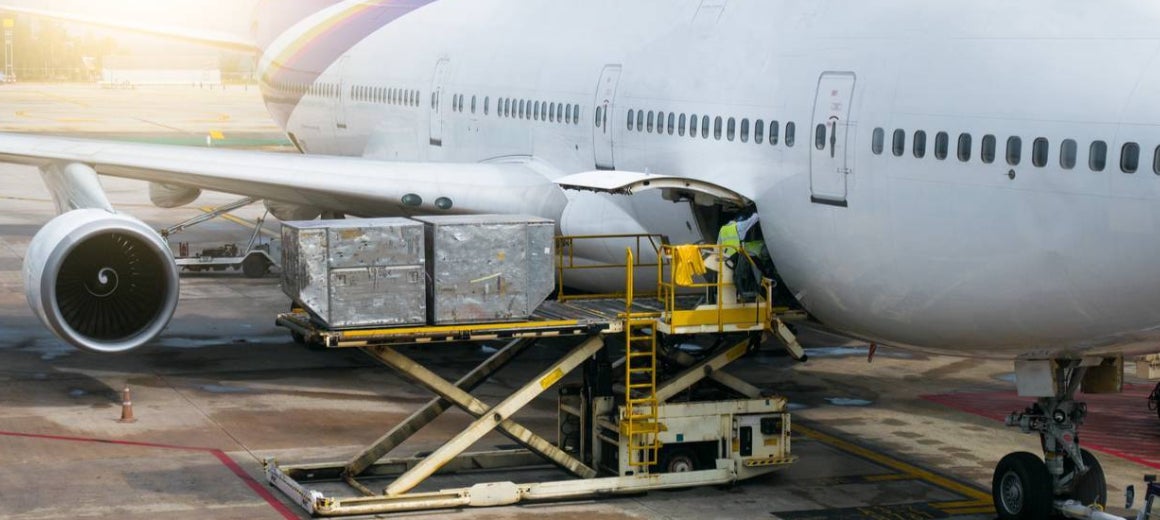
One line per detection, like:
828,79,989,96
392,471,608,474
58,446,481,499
281,218,426,328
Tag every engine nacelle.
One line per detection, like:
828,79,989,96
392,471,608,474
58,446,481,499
24,209,180,353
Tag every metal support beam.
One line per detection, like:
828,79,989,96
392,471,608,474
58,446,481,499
343,338,534,479
383,335,605,496
656,338,750,402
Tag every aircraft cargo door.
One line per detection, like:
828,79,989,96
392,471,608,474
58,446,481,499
593,65,621,170
429,59,450,147
810,72,855,207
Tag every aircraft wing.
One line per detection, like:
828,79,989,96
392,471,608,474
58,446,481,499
0,5,257,53
0,133,569,218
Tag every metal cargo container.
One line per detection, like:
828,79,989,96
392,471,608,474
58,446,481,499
281,218,426,328
413,215,555,324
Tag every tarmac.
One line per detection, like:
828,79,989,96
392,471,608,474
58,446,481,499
0,83,1155,519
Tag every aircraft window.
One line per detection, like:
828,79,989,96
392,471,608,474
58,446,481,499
566,105,573,124
595,106,603,127
957,133,972,162
785,122,796,147
1032,138,1049,168
388,88,394,104
714,116,723,140
635,109,643,131
520,99,527,119
817,124,829,150
1006,136,1022,165
740,118,750,143
484,96,489,115
471,95,477,114
754,119,764,144
981,135,996,164
627,110,634,130
1154,146,1160,174
504,98,511,117
532,101,539,120
871,128,884,155
679,114,687,136
647,111,655,133
1122,142,1140,173
934,131,949,160
668,113,676,135
690,113,698,137
1090,141,1107,171
574,105,581,125
769,121,779,145
913,130,927,158
727,117,736,141
431,92,437,110
702,115,710,139
660,111,669,133
892,129,905,157
1060,139,1077,169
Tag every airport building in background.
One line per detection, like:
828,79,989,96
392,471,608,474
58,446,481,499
100,55,221,87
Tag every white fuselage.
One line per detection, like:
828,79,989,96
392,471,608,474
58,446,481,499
255,0,1160,358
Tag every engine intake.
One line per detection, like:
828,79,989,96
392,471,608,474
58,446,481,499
24,209,180,353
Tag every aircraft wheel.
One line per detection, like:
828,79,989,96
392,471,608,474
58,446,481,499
242,254,269,278
992,452,1053,519
1063,449,1107,507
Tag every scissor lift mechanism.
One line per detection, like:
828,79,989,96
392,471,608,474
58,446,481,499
267,237,806,516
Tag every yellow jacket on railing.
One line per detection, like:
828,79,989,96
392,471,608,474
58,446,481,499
672,244,706,286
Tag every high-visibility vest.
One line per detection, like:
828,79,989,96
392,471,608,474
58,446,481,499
717,221,741,257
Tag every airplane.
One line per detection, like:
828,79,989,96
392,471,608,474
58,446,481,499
1,1,1156,518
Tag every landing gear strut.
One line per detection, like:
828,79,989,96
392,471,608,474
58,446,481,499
993,360,1109,519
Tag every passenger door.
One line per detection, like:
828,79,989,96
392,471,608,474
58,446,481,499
593,65,622,170
429,59,450,147
810,72,856,207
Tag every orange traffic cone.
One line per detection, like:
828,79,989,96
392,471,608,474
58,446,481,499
118,386,137,423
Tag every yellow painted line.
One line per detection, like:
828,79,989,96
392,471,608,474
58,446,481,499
942,505,997,515
198,206,277,238
930,499,991,509
863,473,915,482
794,424,992,503
208,130,226,140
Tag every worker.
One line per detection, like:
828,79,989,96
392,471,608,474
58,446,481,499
718,212,763,301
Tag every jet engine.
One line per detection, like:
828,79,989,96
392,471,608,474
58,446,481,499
24,209,180,353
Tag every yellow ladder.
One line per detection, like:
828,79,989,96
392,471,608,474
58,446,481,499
623,249,660,469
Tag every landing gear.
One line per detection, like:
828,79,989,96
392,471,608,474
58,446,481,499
993,359,1113,519
993,452,1053,519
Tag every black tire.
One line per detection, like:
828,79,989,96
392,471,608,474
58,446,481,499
660,448,699,474
992,451,1053,520
242,254,269,278
1064,449,1107,507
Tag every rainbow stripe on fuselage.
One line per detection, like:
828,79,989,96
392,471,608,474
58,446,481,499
258,0,435,127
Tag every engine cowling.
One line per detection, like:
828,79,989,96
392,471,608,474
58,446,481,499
24,209,180,353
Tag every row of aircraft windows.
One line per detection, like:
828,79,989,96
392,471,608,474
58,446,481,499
271,80,341,99
448,93,582,125
351,85,421,107
623,109,798,147
868,127,1159,174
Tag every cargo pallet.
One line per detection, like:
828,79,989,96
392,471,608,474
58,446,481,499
267,236,807,516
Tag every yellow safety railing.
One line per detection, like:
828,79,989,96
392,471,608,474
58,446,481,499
554,234,666,301
657,243,768,332
623,248,660,469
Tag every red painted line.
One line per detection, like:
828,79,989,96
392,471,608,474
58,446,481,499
0,429,299,520
210,450,301,520
923,384,1160,470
